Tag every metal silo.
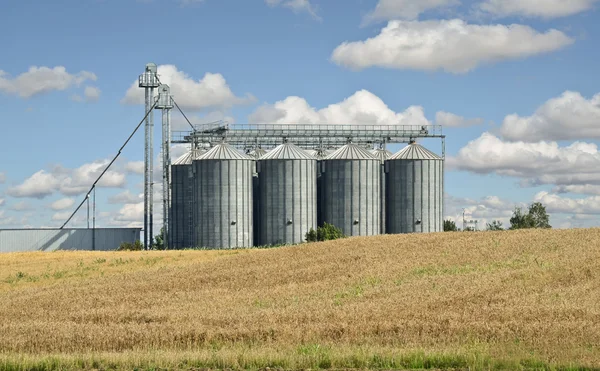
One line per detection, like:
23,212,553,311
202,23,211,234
249,148,268,159
320,143,380,237
386,141,444,234
257,142,317,246
170,148,204,249
194,143,254,249
371,148,393,234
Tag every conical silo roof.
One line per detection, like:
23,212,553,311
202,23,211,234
261,143,316,160
389,143,442,160
371,148,393,163
249,148,268,159
324,143,377,160
172,149,205,165
198,143,253,160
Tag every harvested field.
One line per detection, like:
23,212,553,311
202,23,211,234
1,228,600,370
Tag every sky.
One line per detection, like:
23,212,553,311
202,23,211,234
1,0,600,232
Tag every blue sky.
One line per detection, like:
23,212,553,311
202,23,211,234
1,0,600,231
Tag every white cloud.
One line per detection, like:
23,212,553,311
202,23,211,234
477,0,599,19
553,184,600,196
249,89,430,127
10,201,34,212
50,198,75,211
435,111,484,127
363,0,459,24
108,190,143,205
0,198,4,207
445,194,520,230
84,86,101,102
500,91,600,142
265,0,320,20
0,172,5,184
0,210,17,226
51,212,72,222
534,191,600,215
449,133,600,187
7,170,60,199
0,66,97,98
125,161,144,175
7,160,127,199
121,65,255,111
331,19,573,74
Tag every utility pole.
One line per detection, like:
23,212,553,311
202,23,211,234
139,63,160,250
156,84,173,250
462,208,466,231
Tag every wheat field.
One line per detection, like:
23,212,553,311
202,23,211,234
1,229,600,370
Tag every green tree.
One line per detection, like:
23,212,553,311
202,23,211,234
443,220,458,232
305,228,318,242
486,220,504,231
152,227,165,250
509,203,551,230
305,223,345,242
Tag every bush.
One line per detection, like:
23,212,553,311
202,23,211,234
118,240,144,251
305,223,345,243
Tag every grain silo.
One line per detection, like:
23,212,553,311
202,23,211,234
320,143,380,237
386,141,444,234
371,148,393,234
170,148,204,249
249,148,268,159
194,143,254,248
257,142,317,245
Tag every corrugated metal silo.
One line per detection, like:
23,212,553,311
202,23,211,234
320,144,380,237
386,142,444,234
257,142,317,245
170,148,204,249
371,148,393,234
249,148,268,159
194,143,254,248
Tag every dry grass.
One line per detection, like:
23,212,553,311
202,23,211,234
1,229,600,370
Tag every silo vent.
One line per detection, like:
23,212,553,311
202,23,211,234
231,220,237,225
287,219,293,225
416,219,422,225
354,219,360,225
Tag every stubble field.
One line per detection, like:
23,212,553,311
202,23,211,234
1,228,599,370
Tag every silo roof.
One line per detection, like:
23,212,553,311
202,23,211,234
250,148,268,158
389,143,442,160
198,143,253,160
260,143,316,160
172,149,204,165
371,148,393,162
324,143,378,160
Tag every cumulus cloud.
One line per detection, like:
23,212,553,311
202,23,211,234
7,160,126,199
0,210,16,226
476,0,600,19
331,20,573,74
0,66,97,98
10,201,34,212
553,184,600,196
50,198,75,211
265,0,320,20
435,111,484,127
0,198,4,207
534,191,600,215
500,91,600,142
448,133,600,187
121,65,255,111
249,89,430,127
363,0,459,24
108,190,143,205
125,161,144,175
0,172,5,184
445,194,521,229
83,86,101,102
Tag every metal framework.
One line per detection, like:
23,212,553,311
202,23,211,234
172,122,446,157
156,84,173,250
139,63,160,250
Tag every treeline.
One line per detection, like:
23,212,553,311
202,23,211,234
444,202,552,232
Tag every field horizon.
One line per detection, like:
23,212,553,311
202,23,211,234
1,228,600,370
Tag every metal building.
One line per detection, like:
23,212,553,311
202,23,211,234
170,149,204,249
0,228,141,253
257,142,317,245
320,143,380,237
386,142,444,234
372,148,393,234
194,143,254,248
